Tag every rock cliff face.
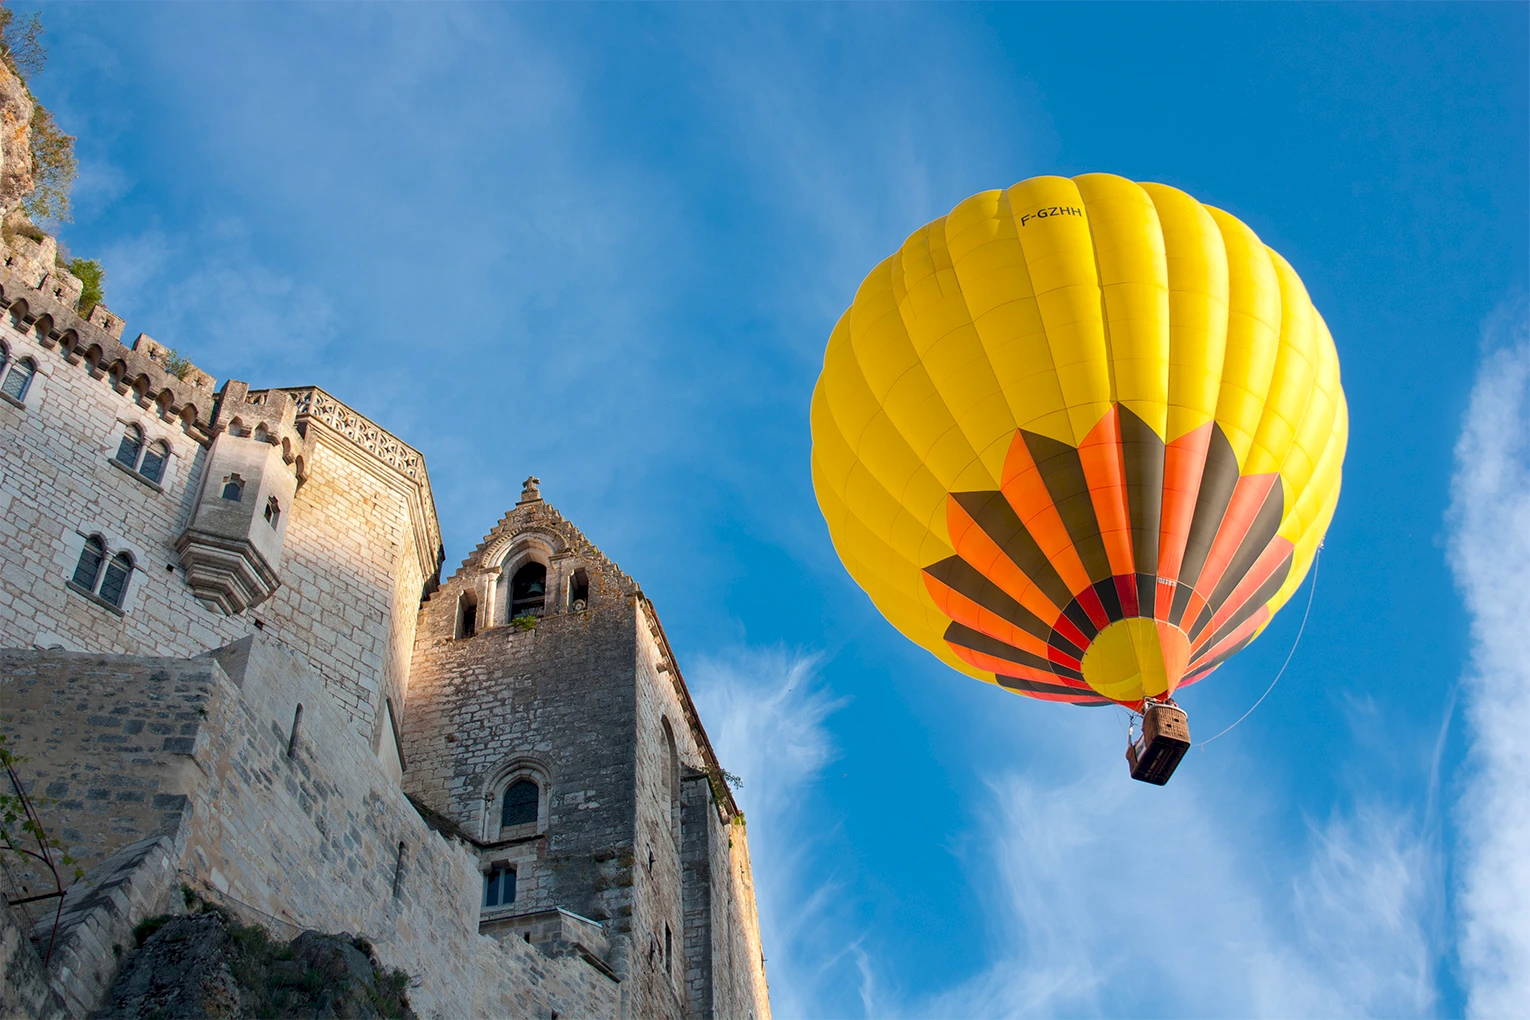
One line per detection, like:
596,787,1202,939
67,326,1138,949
98,911,417,1020
0,60,33,220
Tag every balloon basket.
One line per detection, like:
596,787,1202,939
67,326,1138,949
1126,701,1191,785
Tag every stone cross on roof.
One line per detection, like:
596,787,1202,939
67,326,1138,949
520,476,541,503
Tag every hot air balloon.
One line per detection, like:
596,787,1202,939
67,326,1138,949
810,174,1345,784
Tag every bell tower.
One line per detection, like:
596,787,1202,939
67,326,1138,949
400,487,769,1020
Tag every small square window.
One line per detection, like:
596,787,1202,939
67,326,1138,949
483,866,516,908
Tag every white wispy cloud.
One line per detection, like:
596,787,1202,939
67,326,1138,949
903,762,1438,1020
687,648,850,1020
1448,295,1530,1019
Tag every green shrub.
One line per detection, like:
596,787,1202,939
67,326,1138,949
68,258,102,315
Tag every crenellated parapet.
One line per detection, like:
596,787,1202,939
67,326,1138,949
0,255,220,439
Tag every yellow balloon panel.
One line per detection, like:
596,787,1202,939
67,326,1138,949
812,173,1346,708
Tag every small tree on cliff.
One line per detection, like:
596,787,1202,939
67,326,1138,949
0,3,77,227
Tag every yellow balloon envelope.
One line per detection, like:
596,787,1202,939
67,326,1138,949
811,174,1345,708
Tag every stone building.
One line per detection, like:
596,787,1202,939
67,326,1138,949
0,227,770,1014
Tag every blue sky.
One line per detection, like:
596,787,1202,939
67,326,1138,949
29,3,1529,1016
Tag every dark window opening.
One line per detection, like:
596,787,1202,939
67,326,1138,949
72,536,105,590
139,441,168,484
98,553,133,608
456,592,478,639
664,923,673,972
115,425,143,468
510,562,546,618
483,866,516,908
264,496,280,529
392,842,407,899
287,704,303,758
663,718,681,846
501,779,538,828
221,475,244,501
569,568,589,611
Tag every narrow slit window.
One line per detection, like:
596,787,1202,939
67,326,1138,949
482,866,516,908
115,425,144,468
392,842,407,899
139,441,168,484
287,704,303,758
98,553,133,608
264,496,280,529
569,568,589,610
501,779,539,828
221,474,244,501
72,536,105,590
1,357,35,401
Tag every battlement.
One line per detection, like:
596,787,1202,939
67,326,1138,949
0,253,219,437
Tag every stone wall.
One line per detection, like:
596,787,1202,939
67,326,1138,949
0,311,240,658
0,642,473,1017
0,300,439,764
0,898,67,1020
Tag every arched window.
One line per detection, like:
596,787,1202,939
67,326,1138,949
115,425,144,468
510,562,546,619
501,779,539,828
662,718,680,845
569,568,590,611
139,441,169,484
72,536,105,590
1,357,35,401
221,474,244,501
98,553,133,608
264,496,280,528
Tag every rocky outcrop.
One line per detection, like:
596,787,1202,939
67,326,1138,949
0,60,34,220
96,911,416,1020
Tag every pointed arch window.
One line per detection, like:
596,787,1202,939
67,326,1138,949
501,779,539,828
111,424,170,488
72,536,105,590
115,425,144,468
510,562,546,619
98,553,134,608
68,537,133,612
139,442,168,484
221,474,244,501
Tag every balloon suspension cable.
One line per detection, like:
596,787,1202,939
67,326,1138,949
1197,546,1322,750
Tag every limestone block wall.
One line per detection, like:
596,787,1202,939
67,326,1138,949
401,595,642,944
632,601,701,1020
0,299,437,762
473,923,622,1020
247,433,426,753
0,642,480,1018
0,651,215,876
0,314,246,658
637,602,771,1020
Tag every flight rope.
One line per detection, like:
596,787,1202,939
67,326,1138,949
1197,545,1322,749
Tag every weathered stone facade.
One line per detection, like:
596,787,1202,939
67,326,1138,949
0,226,771,1018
